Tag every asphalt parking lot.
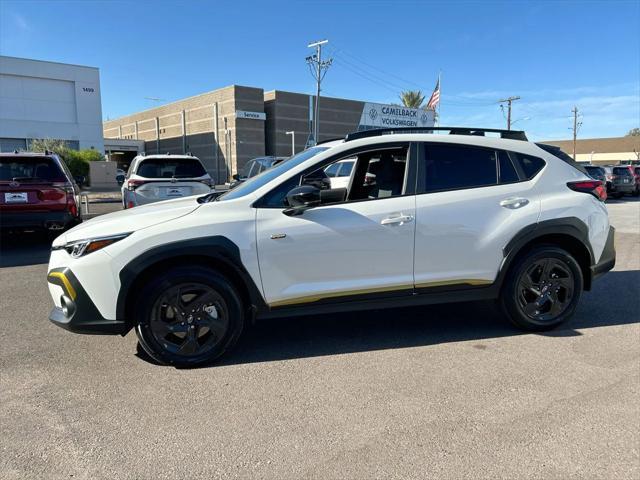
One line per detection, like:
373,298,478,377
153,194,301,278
1,198,638,479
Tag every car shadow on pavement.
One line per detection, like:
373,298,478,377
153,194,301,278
0,232,52,268
136,269,640,368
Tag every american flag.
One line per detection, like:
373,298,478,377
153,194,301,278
427,77,440,110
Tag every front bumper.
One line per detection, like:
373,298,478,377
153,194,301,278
590,226,616,282
1,210,77,230
47,267,128,335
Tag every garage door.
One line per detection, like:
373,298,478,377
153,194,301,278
0,74,77,123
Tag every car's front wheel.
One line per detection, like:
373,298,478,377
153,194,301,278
500,246,583,331
134,266,244,367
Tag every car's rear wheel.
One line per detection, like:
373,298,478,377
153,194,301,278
134,266,244,367
500,246,583,331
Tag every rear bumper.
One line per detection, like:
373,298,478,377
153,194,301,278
609,183,635,193
0,210,77,230
47,267,129,335
590,226,615,282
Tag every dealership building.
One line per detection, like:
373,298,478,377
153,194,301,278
103,86,435,183
0,56,104,153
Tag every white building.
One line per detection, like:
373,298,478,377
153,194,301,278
0,56,104,153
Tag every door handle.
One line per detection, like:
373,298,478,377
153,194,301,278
500,197,529,209
381,214,414,225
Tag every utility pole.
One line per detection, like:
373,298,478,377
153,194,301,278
498,96,521,130
571,106,582,161
306,39,332,145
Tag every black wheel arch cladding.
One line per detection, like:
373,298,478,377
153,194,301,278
116,236,267,323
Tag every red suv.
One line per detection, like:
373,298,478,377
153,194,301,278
0,152,82,232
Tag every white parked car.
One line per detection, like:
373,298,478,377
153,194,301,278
121,154,212,208
324,158,356,189
47,127,615,367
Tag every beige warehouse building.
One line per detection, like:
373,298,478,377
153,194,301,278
103,85,435,183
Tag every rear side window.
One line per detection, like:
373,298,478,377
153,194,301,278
510,152,546,180
536,143,587,175
497,151,519,183
613,167,632,176
136,157,206,178
421,144,498,193
0,156,66,182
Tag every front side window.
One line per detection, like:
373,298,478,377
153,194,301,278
258,145,409,207
420,144,498,193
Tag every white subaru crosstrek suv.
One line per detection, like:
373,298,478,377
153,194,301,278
47,127,615,367
121,153,213,208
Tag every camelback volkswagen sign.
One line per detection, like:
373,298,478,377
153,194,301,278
358,102,435,130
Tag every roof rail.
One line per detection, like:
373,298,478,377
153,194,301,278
344,127,528,142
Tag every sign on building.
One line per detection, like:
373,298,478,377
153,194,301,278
358,102,435,130
235,110,266,120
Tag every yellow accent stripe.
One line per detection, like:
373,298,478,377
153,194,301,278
269,279,492,308
414,279,492,289
48,271,77,300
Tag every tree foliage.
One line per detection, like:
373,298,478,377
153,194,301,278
29,138,104,181
626,128,640,136
399,90,425,109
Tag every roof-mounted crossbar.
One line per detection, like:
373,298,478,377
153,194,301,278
344,127,528,142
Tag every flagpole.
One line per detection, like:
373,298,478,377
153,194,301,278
437,70,441,127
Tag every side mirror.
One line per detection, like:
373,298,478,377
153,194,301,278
283,185,320,216
74,175,85,186
232,173,240,181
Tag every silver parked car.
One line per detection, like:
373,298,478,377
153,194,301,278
122,154,213,208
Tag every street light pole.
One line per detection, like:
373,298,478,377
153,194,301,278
285,131,295,156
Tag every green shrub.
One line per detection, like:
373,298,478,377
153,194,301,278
29,138,104,184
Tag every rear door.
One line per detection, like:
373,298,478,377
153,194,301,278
413,142,542,290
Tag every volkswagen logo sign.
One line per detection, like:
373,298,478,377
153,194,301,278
368,108,378,122
420,112,429,125
9,181,19,188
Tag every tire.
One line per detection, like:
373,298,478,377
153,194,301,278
500,246,583,331
134,266,244,367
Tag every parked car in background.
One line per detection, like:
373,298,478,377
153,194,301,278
121,154,212,208
324,158,355,189
603,165,637,198
230,156,288,188
633,166,640,195
584,165,606,184
0,152,82,232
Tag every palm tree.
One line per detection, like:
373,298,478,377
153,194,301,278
399,90,425,108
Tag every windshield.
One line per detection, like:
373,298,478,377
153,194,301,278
217,146,330,201
137,157,206,179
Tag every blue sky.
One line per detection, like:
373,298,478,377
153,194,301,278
1,0,639,140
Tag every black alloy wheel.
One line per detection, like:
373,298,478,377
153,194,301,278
134,266,244,367
501,246,583,331
516,258,574,322
149,283,229,357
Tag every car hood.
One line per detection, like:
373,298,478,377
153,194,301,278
55,196,202,245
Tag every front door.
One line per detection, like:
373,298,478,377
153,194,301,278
255,144,416,307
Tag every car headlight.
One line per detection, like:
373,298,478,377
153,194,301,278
53,233,131,258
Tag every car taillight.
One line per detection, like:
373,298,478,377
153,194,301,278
567,180,607,202
52,182,74,194
127,179,145,190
